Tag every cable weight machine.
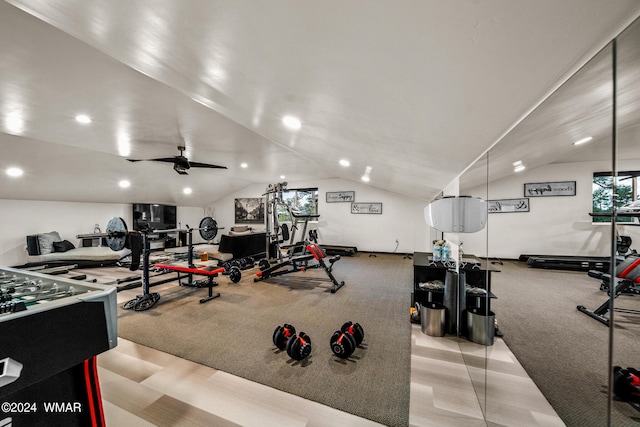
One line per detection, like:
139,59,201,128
256,182,345,293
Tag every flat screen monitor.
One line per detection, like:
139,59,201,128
132,203,177,232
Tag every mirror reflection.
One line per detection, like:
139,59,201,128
454,15,640,426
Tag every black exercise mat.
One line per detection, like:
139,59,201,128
117,253,413,427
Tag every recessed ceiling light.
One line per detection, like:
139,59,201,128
75,114,92,124
339,159,350,167
183,187,193,195
282,115,301,130
118,180,130,188
6,167,23,177
512,160,522,167
361,175,370,182
573,136,593,146
280,175,286,180
240,162,248,168
514,165,526,173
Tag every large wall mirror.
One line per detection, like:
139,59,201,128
452,15,640,426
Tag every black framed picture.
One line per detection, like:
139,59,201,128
487,198,530,213
326,191,355,203
524,181,576,197
234,198,265,224
351,202,382,214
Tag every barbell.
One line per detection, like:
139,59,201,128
77,216,222,252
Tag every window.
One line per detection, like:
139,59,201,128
592,171,640,223
277,188,319,222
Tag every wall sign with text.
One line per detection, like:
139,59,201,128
487,198,530,213
326,191,355,203
524,181,576,197
351,202,382,214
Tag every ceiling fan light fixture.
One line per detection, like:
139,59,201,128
173,163,189,175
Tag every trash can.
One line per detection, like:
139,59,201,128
466,308,495,346
421,302,446,337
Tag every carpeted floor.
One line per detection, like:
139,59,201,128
117,253,414,427
491,260,640,427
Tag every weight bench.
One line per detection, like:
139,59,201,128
254,243,345,293
578,255,640,326
154,264,225,304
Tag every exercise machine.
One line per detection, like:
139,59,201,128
81,216,227,310
255,243,345,293
257,182,345,293
577,255,640,326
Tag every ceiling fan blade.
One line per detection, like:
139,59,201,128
188,161,228,169
127,157,178,163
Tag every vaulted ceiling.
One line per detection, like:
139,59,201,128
1,0,639,206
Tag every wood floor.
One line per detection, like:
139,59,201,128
77,263,564,426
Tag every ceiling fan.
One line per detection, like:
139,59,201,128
127,145,227,175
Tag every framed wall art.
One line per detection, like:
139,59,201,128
351,202,382,214
326,191,355,203
487,198,530,213
524,181,576,197
234,198,265,224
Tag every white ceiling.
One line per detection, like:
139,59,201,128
1,1,640,206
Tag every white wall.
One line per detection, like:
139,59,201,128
0,199,206,266
460,159,640,259
204,178,432,254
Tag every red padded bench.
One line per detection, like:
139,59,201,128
155,264,225,303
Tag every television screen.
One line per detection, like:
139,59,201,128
132,203,177,232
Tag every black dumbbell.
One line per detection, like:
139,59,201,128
229,266,242,283
273,323,297,350
286,332,312,361
341,321,364,346
330,321,365,359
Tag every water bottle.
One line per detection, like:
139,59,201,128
432,241,441,261
442,243,450,262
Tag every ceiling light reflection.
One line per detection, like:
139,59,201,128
6,167,23,177
75,114,92,124
573,136,593,146
5,112,25,134
282,116,301,130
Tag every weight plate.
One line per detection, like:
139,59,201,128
106,217,128,251
229,266,242,283
199,217,218,240
259,259,270,271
